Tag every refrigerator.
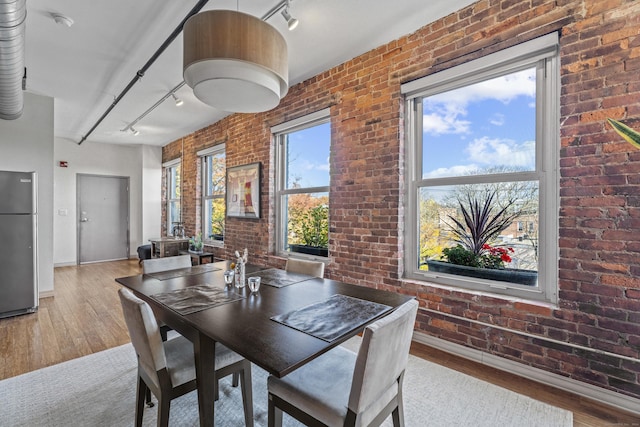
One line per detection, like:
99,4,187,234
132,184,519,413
0,170,38,318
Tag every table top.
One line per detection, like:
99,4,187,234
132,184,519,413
116,261,413,378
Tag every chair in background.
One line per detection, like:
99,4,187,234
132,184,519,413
142,255,192,274
267,299,418,427
118,288,254,427
285,258,325,278
136,244,152,264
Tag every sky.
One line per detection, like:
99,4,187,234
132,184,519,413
422,67,537,179
286,122,331,189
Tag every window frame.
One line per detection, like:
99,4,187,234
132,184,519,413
164,158,181,237
198,144,226,247
272,108,331,259
402,33,560,303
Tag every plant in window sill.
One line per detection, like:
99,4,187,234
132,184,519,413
289,205,329,257
426,191,537,286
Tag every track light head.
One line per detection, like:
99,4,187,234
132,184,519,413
281,8,298,31
131,127,140,136
172,93,184,106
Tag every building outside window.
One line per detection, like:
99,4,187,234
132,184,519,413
402,34,559,302
199,145,226,244
273,108,331,258
165,159,182,236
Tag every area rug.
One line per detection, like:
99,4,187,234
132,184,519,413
0,338,572,426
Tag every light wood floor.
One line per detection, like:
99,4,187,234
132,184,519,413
0,259,638,426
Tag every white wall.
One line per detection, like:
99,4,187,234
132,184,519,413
0,92,55,294
53,139,162,266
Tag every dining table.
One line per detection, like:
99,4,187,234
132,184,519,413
115,260,414,427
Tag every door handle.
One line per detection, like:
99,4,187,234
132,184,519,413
80,218,89,222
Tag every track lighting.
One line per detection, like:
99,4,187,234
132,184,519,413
281,7,298,31
172,93,184,107
131,127,140,136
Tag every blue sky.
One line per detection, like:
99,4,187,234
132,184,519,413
422,67,537,179
286,122,330,188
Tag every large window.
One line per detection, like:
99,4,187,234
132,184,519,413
165,159,181,236
200,145,226,244
402,34,559,302
273,109,331,258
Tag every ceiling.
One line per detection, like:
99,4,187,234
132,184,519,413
25,0,475,147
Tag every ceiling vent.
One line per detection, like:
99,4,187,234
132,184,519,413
0,0,26,120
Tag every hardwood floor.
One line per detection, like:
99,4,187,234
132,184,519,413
0,259,638,426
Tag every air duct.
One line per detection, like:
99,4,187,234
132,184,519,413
0,0,26,120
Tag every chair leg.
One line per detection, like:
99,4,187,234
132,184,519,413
232,372,240,387
268,393,282,427
157,395,171,427
239,361,254,427
135,377,147,427
145,387,154,407
392,374,406,427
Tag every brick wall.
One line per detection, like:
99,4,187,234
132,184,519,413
163,0,640,400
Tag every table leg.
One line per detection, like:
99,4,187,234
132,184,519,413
194,333,216,426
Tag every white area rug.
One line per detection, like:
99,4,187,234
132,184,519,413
0,339,572,426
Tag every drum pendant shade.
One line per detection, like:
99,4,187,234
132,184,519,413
183,10,289,113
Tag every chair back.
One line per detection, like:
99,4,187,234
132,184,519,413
142,254,192,274
347,299,418,413
118,288,166,388
285,258,325,278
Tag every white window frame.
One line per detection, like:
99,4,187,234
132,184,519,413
163,158,181,236
402,33,560,303
198,144,226,247
272,108,331,259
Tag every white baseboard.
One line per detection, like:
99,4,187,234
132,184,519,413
413,331,640,416
39,290,55,298
54,262,77,268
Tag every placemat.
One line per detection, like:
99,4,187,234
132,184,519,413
250,268,315,288
145,263,221,281
271,294,392,341
151,284,244,315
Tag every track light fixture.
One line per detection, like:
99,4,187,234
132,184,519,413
172,93,184,106
131,127,140,136
281,7,298,31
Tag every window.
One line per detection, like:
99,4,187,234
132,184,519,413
273,109,331,258
402,33,559,302
199,145,226,244
165,159,181,236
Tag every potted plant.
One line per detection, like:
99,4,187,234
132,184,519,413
289,205,329,257
189,232,204,253
426,191,538,286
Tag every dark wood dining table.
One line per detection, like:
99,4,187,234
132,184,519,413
116,260,414,427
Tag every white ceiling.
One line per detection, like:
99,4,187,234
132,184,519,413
25,0,475,147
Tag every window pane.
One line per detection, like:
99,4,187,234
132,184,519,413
205,153,225,196
204,197,225,240
283,192,329,256
169,165,181,199
285,122,330,189
422,68,536,179
419,182,539,276
168,201,181,234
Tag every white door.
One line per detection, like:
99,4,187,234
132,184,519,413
77,174,129,264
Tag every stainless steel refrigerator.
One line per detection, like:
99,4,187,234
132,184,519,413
0,170,38,318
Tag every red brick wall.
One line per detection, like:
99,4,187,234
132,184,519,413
163,0,640,400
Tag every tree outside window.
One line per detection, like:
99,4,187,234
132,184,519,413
202,148,225,242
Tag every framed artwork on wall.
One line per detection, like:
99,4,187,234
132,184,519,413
226,162,260,218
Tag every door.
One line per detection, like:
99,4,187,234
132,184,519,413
77,174,129,264
0,214,37,315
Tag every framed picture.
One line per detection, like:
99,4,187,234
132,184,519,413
226,162,260,218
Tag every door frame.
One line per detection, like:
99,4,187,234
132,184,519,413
76,173,130,265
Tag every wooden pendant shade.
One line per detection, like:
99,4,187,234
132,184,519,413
183,10,289,113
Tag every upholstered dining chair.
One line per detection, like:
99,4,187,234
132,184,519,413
267,299,418,427
118,288,254,427
285,258,325,278
142,254,192,274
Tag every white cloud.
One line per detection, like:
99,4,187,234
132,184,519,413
489,113,505,126
423,163,480,179
465,137,535,168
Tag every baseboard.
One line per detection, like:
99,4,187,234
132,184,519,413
39,290,54,298
413,331,640,416
54,262,77,268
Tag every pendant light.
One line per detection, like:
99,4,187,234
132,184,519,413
183,10,289,113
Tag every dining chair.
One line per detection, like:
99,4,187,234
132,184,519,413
285,258,325,278
267,299,418,427
142,254,192,274
118,288,254,427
